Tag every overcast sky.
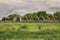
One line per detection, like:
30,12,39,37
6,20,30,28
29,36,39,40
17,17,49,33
0,0,60,19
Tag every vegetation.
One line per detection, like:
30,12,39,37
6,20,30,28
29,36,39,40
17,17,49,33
2,11,60,22
0,11,60,40
54,12,60,20
0,22,60,40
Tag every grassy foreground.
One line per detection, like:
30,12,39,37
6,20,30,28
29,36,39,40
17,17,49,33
0,22,60,40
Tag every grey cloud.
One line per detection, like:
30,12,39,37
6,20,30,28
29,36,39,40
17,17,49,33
0,0,60,19
48,7,60,10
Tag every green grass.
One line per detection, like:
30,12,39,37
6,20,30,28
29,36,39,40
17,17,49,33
0,22,60,40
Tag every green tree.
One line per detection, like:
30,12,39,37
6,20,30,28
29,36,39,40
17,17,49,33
23,13,33,20
37,11,47,20
54,12,60,20
2,17,6,21
8,14,17,20
46,14,54,20
2,17,10,21
32,12,39,20
8,14,21,21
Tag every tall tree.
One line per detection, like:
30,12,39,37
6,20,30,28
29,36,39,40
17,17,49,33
2,17,6,21
32,13,39,20
8,14,20,21
23,13,33,20
46,14,54,20
37,11,47,20
54,12,60,20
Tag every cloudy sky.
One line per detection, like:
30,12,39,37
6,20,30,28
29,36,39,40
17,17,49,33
0,0,60,19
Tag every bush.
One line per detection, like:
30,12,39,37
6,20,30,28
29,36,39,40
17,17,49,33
21,25,27,29
38,25,41,29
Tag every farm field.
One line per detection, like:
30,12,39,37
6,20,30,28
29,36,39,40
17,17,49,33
0,22,60,40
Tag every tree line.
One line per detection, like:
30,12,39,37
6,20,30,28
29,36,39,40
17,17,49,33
2,11,60,22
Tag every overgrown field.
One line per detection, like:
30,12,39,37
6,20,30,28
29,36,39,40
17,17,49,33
0,22,60,40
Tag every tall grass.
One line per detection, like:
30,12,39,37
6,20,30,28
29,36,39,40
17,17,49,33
0,22,60,40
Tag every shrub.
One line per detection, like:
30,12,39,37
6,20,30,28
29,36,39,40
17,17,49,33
38,25,41,29
21,25,27,29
